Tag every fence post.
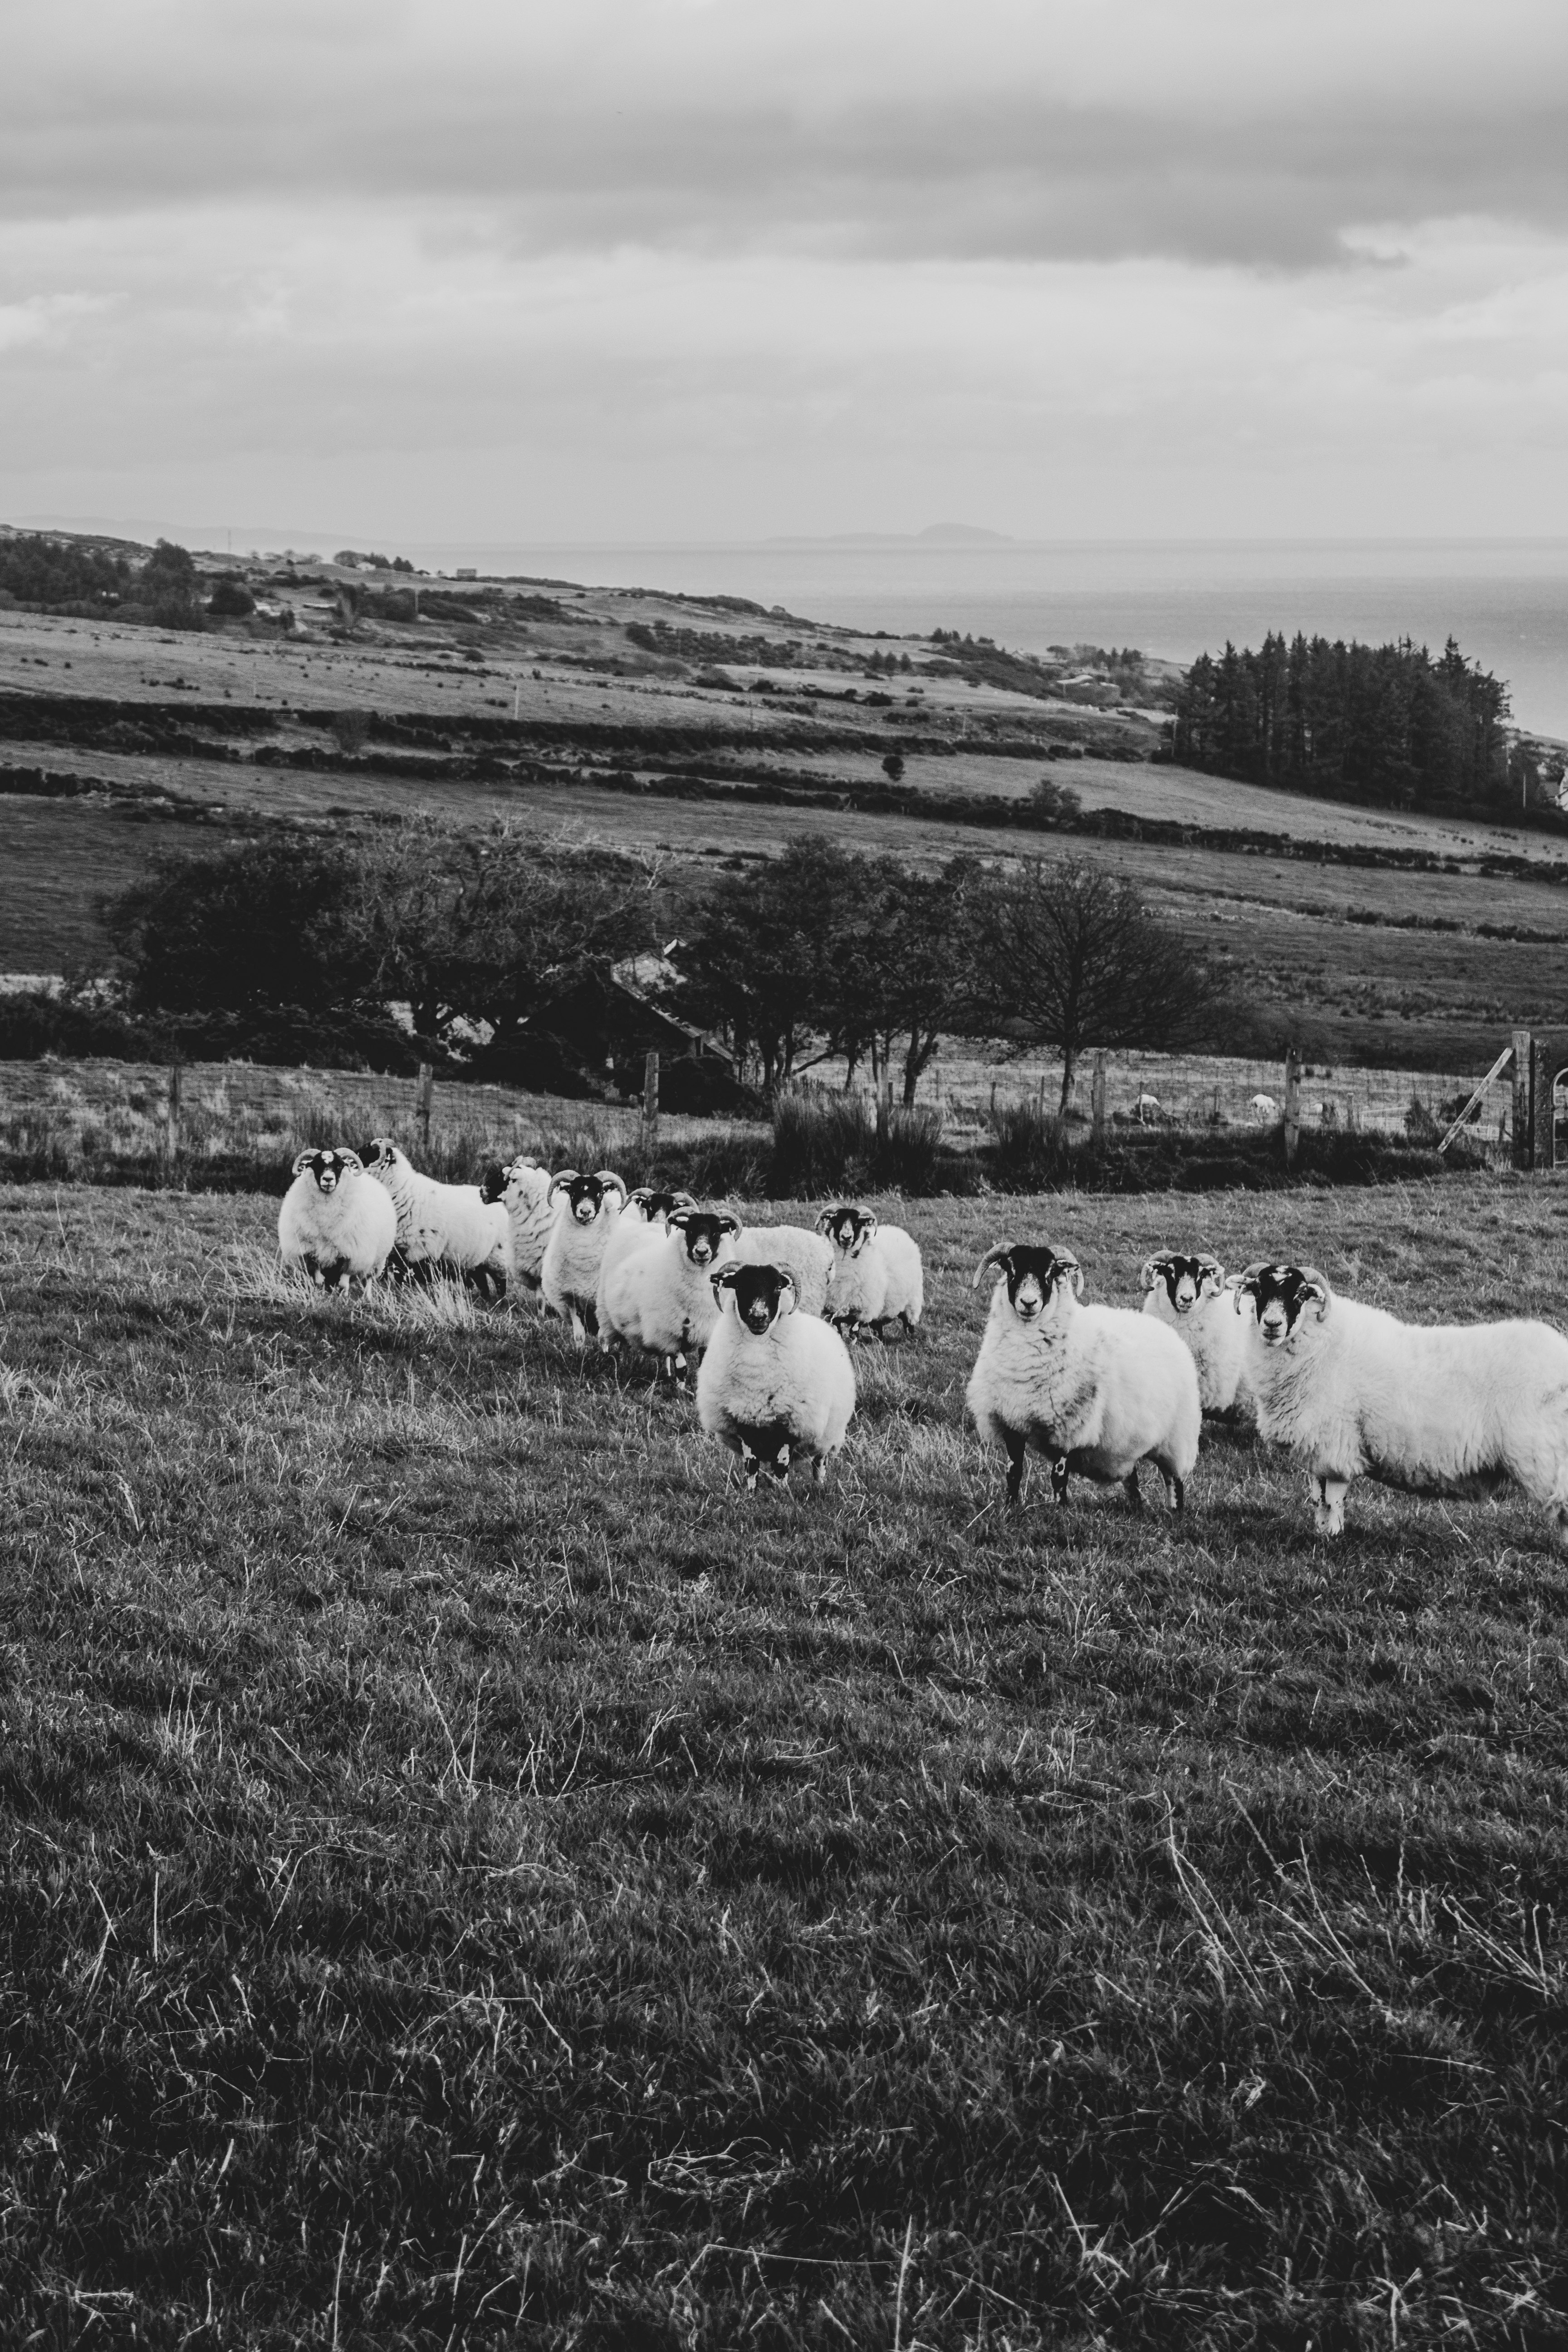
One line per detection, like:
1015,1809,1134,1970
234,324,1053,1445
1283,1047,1301,1169
417,1063,434,1156
1533,1039,1555,1171
1512,1030,1534,1171
1091,1052,1107,1145
642,1049,660,1152
164,1057,182,1166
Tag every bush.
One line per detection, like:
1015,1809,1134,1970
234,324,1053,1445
985,1098,1081,1191
1404,1094,1441,1144
207,575,255,618
872,1101,943,1192
770,1087,875,1196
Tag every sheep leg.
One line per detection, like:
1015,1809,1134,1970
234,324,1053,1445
1310,1470,1350,1537
1050,1456,1070,1506
1004,1434,1028,1505
1163,1473,1185,1513
568,1310,587,1346
740,1441,760,1495
765,1443,792,1486
810,1455,828,1492
1123,1467,1143,1510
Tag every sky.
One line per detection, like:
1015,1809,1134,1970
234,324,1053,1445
2,0,1567,547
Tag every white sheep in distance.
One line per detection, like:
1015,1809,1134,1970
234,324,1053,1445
1250,1093,1279,1121
479,1155,555,1293
278,1148,397,1290
813,1204,922,1339
539,1168,627,1341
598,1206,743,1379
1140,1250,1252,1418
1230,1260,1568,1546
362,1138,510,1299
696,1260,857,1492
1132,1093,1163,1126
967,1241,1200,1510
730,1219,837,1320
593,1186,699,1339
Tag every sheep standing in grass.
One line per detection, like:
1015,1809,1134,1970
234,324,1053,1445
814,1205,923,1339
362,1138,510,1299
1230,1260,1568,1546
966,1242,1200,1510
539,1169,627,1341
593,1186,698,1339
599,1206,742,1378
479,1156,556,1293
1140,1250,1251,1418
278,1148,398,1290
731,1219,837,1320
696,1261,856,1492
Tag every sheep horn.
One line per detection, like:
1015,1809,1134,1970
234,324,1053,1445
972,1245,1013,1290
776,1272,799,1315
337,1149,363,1173
1298,1266,1333,1321
548,1168,579,1201
291,1149,317,1178
1231,1260,1270,1314
594,1171,627,1205
666,1208,692,1231
1138,1253,1168,1291
860,1210,879,1240
814,1208,838,1236
1053,1249,1084,1297
716,1212,742,1236
709,1260,741,1303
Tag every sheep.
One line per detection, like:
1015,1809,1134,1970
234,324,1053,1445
478,1155,555,1292
696,1260,857,1492
730,1219,837,1320
1229,1260,1568,1547
1133,1093,1163,1126
1250,1093,1279,1121
966,1241,1200,1511
278,1147,397,1290
362,1138,511,1299
598,1206,743,1379
592,1186,699,1341
1139,1250,1252,1418
538,1168,627,1341
813,1204,923,1339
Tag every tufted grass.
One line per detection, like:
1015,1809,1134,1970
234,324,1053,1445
2,1175,1568,2348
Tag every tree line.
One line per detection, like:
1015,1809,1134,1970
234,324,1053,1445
1171,632,1525,811
88,827,1216,1113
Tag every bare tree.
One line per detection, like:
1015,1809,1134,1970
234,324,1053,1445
970,858,1210,1112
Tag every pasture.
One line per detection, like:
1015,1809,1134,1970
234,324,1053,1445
4,1174,1567,2347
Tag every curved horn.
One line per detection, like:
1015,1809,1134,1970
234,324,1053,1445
670,1189,698,1211
1298,1265,1332,1321
336,1149,363,1173
814,1207,838,1236
665,1207,693,1232
715,1211,742,1236
594,1171,627,1206
776,1271,799,1315
860,1209,880,1241
709,1260,742,1303
1138,1252,1169,1292
1231,1259,1270,1314
972,1244,1013,1291
291,1148,316,1177
547,1167,578,1202
1053,1248,1084,1297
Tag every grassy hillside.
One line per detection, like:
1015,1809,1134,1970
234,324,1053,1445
4,1176,1568,2345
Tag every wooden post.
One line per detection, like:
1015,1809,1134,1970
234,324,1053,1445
642,1049,660,1151
1533,1039,1556,1171
164,1058,181,1164
1091,1052,1107,1145
416,1063,434,1157
1512,1029,1534,1171
1283,1048,1301,1170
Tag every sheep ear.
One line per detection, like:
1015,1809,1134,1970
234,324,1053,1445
710,1262,740,1304
292,1150,315,1177
548,1169,578,1201
776,1274,799,1317
594,1171,626,1205
972,1245,1013,1291
716,1213,741,1236
814,1208,837,1236
1299,1267,1332,1321
666,1208,692,1232
862,1210,879,1240
1138,1254,1166,1292
1199,1260,1226,1296
1053,1250,1083,1297
1230,1262,1268,1315
337,1149,363,1173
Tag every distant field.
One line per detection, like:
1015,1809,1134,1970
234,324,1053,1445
5,1175,1568,2344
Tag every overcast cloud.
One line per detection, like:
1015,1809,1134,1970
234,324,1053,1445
2,0,1565,542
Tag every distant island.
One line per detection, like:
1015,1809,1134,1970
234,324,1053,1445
766,523,1014,548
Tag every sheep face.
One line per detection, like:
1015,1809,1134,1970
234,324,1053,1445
362,1138,401,1176
480,1154,542,1208
973,1242,1083,1325
549,1169,627,1226
628,1186,697,1224
292,1147,363,1196
816,1204,878,1257
714,1261,797,1335
667,1209,741,1269
1142,1251,1224,1315
1232,1261,1331,1345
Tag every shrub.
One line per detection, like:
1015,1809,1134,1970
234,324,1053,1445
207,575,255,618
1404,1094,1441,1144
770,1087,874,1196
871,1101,943,1192
985,1098,1080,1191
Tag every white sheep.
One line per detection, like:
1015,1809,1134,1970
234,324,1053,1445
696,1259,857,1492
598,1206,742,1378
277,1147,397,1290
1139,1250,1252,1418
593,1186,698,1340
813,1204,922,1338
1250,1093,1279,1120
1230,1260,1568,1547
479,1155,555,1292
538,1168,627,1341
730,1219,837,1320
966,1241,1200,1510
363,1138,511,1299
1133,1093,1163,1125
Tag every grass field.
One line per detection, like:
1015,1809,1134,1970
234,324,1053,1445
4,1175,1568,2346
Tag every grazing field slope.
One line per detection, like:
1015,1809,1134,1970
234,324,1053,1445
3,1176,1568,2346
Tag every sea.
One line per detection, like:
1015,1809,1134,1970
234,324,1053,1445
394,537,1568,742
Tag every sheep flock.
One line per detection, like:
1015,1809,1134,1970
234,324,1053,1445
266,1136,1568,1548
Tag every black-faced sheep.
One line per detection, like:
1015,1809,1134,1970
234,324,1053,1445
363,1139,510,1298
278,1148,397,1290
1139,1250,1251,1418
696,1260,856,1492
539,1169,627,1341
598,1206,742,1379
813,1204,922,1339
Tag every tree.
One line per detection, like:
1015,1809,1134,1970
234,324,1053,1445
834,856,981,1105
138,539,205,629
207,573,255,617
104,836,366,1018
968,858,1210,1112
673,836,863,1095
882,752,906,783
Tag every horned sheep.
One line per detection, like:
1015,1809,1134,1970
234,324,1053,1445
539,1168,627,1341
1230,1261,1568,1547
1139,1250,1252,1417
966,1242,1200,1510
696,1260,857,1492
479,1155,556,1292
814,1205,922,1339
363,1139,510,1298
593,1186,698,1338
278,1148,397,1290
598,1206,742,1378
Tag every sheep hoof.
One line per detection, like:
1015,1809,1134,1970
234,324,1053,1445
1050,1458,1070,1506
1165,1475,1185,1513
811,1456,828,1491
740,1442,760,1494
1123,1470,1143,1510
